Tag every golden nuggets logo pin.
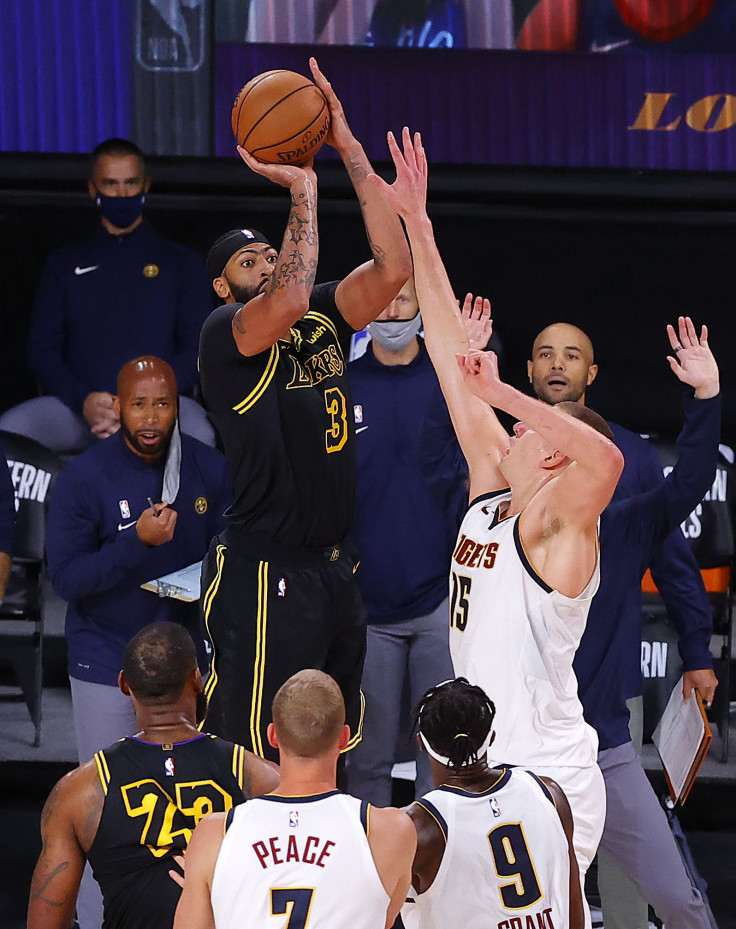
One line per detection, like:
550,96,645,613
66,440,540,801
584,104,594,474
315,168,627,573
143,263,160,278
194,496,208,514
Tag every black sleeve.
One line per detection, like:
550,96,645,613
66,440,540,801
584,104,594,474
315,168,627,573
198,304,275,414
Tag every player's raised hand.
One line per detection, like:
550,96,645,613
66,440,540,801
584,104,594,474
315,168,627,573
367,127,428,221
309,57,355,153
236,145,317,189
456,350,508,406
459,293,493,351
666,316,719,399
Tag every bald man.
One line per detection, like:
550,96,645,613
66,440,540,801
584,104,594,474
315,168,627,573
528,322,718,929
45,355,230,929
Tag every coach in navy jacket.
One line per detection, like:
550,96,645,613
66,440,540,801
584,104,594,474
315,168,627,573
46,357,228,760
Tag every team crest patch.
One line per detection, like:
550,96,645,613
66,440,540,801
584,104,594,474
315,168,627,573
354,404,363,424
142,263,159,278
194,496,208,514
119,500,131,519
289,811,299,828
490,797,501,818
165,757,175,777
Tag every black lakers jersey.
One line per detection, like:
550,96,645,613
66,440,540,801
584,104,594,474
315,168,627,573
87,733,249,929
198,282,357,548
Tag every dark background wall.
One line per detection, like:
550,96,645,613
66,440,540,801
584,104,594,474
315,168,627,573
1,154,735,445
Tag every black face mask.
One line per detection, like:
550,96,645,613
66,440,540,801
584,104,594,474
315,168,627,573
95,190,146,229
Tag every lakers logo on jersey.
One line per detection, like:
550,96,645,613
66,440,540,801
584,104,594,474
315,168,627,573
195,496,208,514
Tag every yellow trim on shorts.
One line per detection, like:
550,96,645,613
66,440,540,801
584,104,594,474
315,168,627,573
232,345,279,414
341,689,365,753
200,544,227,730
249,561,269,757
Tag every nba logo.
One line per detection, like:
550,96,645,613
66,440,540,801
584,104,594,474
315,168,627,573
289,811,299,828
490,798,501,818
354,405,363,424
278,578,287,598
119,500,131,519
165,757,175,777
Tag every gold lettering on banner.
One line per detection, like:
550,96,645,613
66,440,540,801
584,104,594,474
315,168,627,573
628,93,681,131
630,92,736,133
686,95,736,133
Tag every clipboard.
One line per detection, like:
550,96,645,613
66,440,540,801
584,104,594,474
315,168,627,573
141,561,202,602
651,676,712,806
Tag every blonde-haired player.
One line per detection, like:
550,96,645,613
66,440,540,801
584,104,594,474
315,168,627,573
368,128,624,928
174,669,416,929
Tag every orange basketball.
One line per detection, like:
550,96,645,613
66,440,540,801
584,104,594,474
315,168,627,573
231,70,331,166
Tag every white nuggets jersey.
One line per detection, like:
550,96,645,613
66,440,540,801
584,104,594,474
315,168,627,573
210,790,389,929
450,490,599,768
402,768,569,929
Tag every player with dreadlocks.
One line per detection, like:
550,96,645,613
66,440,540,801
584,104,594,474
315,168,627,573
401,678,584,929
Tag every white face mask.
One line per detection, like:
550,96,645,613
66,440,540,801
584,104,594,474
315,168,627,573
368,313,422,352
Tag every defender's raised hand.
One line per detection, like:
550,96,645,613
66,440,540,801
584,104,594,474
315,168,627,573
666,316,719,399
367,127,428,221
456,350,508,407
459,294,493,351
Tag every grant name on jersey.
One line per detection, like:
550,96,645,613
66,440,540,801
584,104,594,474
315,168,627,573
498,907,556,929
253,834,335,870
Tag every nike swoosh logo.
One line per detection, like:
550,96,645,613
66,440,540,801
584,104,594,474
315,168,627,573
74,265,99,275
590,39,631,52
118,520,137,532
356,426,369,434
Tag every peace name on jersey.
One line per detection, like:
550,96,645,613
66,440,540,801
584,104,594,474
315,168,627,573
252,833,335,870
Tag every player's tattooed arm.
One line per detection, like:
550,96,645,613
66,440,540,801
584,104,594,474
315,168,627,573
27,774,88,929
230,172,318,355
332,128,412,331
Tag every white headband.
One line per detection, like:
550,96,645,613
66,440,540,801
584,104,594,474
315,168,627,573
419,729,493,767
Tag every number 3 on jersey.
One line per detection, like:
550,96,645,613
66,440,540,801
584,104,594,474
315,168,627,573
271,888,315,927
324,387,348,453
450,572,472,631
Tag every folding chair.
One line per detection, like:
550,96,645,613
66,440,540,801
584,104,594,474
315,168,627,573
0,430,63,746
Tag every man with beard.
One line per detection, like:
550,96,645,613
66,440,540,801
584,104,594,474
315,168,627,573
27,622,279,929
197,59,412,759
45,355,229,928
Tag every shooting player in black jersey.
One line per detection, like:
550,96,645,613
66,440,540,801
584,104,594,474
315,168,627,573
198,58,412,760
27,623,279,929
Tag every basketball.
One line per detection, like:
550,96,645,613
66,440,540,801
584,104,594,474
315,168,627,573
231,70,331,166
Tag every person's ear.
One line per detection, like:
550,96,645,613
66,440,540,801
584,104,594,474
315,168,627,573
586,363,599,387
143,174,151,195
416,733,425,752
118,670,131,697
337,724,350,752
213,276,230,300
527,359,533,384
87,178,98,201
267,723,279,750
191,666,203,695
541,449,569,471
112,395,121,418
